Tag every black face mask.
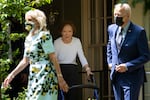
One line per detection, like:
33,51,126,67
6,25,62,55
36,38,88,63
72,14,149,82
114,17,124,26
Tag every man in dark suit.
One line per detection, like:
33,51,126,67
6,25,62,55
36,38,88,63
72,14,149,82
107,3,150,100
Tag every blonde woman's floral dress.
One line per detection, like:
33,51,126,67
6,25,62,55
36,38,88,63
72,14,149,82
24,31,58,100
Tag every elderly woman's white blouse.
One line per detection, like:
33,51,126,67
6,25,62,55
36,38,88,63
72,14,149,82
54,37,88,67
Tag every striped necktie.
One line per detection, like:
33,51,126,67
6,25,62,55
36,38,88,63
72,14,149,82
116,28,123,50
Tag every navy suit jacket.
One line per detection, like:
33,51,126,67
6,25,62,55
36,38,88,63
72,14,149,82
107,22,150,83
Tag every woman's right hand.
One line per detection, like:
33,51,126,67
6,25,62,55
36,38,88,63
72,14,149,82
3,74,15,88
57,75,69,92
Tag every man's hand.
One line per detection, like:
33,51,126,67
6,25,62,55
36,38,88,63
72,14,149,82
115,63,128,73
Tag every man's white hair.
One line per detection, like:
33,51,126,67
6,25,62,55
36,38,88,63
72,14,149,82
114,3,131,18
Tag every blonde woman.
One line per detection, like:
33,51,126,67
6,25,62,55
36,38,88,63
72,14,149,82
3,9,68,100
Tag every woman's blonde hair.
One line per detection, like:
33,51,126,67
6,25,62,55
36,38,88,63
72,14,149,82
25,9,47,30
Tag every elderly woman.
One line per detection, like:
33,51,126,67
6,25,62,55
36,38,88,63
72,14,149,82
54,21,93,100
3,9,68,100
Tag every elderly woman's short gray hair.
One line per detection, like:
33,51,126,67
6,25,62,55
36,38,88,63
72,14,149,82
25,9,47,30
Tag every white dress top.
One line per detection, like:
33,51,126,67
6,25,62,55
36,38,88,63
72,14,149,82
54,37,88,67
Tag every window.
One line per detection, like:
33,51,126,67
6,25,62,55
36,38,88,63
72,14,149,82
81,0,115,99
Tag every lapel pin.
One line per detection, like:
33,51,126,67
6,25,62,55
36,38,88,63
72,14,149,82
128,30,131,32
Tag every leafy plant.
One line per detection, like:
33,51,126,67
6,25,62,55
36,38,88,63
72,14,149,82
0,59,12,81
1,84,12,100
16,88,27,100
0,0,53,23
0,59,12,99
